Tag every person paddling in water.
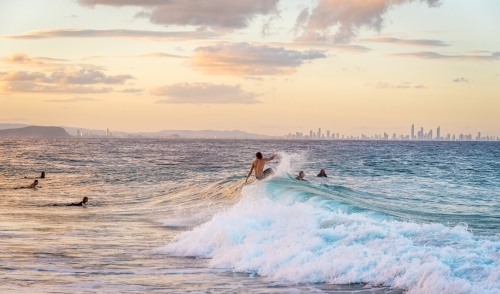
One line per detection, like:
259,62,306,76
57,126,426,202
245,152,276,183
18,180,38,189
295,171,306,181
52,197,88,207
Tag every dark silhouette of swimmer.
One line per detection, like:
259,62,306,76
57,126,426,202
245,152,276,183
24,171,45,179
19,180,38,189
53,197,88,207
317,169,327,177
295,171,306,181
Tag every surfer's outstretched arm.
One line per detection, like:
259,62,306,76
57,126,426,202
245,163,254,183
265,155,276,162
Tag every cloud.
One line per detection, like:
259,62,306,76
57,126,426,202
295,0,441,43
82,52,187,60
44,96,102,102
190,42,326,76
0,68,133,94
243,76,264,81
0,52,104,73
0,52,69,65
0,81,112,94
453,77,469,83
151,82,260,104
358,36,449,47
50,69,133,85
77,0,279,31
1,53,38,64
119,88,144,93
374,81,426,89
132,52,186,58
0,71,50,82
388,51,500,61
2,29,219,41
266,42,371,53
376,82,409,89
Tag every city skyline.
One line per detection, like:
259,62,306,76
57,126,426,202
285,124,500,141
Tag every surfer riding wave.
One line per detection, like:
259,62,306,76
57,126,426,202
245,152,276,183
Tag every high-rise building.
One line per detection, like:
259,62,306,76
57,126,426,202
106,128,109,137
411,124,415,140
477,132,481,140
318,128,321,139
77,129,81,137
327,130,330,139
436,126,440,140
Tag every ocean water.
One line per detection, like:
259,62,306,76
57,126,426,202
1,138,499,293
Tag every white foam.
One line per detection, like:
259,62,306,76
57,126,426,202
158,179,500,294
272,152,305,177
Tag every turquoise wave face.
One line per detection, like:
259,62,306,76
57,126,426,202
160,170,500,293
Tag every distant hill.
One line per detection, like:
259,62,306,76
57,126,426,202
0,126,72,138
115,129,276,139
0,123,278,139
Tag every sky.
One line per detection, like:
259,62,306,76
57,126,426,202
0,0,499,137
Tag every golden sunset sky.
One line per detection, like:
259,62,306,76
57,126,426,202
1,0,499,136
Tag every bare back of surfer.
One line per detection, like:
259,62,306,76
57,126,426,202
245,152,276,183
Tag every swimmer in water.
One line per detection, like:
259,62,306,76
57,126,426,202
24,171,45,179
53,197,88,207
245,152,276,183
317,169,327,177
18,180,38,189
295,171,306,181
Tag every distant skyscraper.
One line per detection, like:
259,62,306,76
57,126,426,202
411,124,415,140
309,130,313,139
106,128,109,137
477,132,481,140
327,130,330,138
436,126,440,140
318,128,321,139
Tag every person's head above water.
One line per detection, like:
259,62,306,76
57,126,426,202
34,180,38,184
82,197,88,204
40,172,45,179
256,152,263,159
296,171,305,180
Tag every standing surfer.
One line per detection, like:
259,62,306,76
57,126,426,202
245,152,276,183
